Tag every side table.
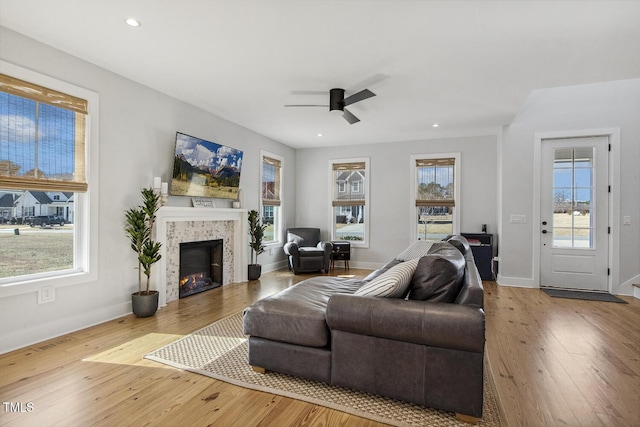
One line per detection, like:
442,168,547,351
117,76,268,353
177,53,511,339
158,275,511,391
331,241,351,270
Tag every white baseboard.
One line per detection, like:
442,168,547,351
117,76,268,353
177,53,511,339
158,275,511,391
261,260,288,274
0,302,131,355
619,274,640,299
496,274,538,289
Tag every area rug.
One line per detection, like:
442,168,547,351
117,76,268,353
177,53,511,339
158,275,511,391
145,312,502,426
542,288,627,303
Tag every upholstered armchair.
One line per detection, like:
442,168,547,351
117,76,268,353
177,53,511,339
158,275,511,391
283,228,333,274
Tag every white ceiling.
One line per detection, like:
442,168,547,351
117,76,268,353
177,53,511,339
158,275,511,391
1,1,639,149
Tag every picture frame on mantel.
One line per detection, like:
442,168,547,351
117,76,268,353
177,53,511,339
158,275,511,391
192,198,216,208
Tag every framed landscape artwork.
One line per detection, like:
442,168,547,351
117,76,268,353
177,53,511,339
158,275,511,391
171,132,243,200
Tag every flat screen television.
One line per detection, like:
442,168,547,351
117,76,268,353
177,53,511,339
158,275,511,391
171,132,243,200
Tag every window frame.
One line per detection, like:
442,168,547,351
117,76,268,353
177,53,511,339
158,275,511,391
328,157,370,248
260,150,283,248
0,60,99,299
410,153,460,242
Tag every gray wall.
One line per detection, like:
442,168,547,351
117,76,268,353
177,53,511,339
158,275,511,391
499,78,640,295
295,135,498,268
1,24,637,354
0,27,295,353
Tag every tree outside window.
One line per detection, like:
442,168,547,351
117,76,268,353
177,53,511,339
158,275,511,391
414,156,459,240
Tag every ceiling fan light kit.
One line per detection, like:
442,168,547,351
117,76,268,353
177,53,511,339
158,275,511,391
286,87,376,124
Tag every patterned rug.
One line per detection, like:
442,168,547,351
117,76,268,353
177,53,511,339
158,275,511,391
145,312,502,426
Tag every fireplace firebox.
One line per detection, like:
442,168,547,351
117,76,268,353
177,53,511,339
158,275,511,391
179,239,223,298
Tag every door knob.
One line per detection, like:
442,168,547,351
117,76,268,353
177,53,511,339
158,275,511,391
542,221,547,226
542,230,548,234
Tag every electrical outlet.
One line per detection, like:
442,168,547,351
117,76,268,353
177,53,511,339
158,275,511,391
38,285,55,304
510,214,527,224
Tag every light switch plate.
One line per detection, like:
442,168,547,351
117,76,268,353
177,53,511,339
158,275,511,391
38,285,55,304
510,214,527,224
623,216,631,225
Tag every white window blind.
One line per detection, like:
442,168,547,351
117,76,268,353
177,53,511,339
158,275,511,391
332,161,366,207
415,157,455,207
0,73,87,192
262,156,281,206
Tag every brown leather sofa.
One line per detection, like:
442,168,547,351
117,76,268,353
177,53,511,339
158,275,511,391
243,235,485,420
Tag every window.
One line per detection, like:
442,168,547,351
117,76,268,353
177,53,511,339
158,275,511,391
261,152,282,245
412,154,460,241
552,147,595,248
330,158,369,247
0,61,97,292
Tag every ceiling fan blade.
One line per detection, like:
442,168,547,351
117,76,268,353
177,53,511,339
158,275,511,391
284,104,329,107
290,90,327,96
343,89,376,107
342,108,360,124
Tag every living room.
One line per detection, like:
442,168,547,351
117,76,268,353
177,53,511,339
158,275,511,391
1,1,639,426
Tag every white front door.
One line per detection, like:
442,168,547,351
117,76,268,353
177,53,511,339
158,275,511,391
540,136,609,291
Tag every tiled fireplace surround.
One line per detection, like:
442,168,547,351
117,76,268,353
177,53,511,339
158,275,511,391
155,207,248,308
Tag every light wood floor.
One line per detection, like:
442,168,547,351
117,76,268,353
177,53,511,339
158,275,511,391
1,269,638,426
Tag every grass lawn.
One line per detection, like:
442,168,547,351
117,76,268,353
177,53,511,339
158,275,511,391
0,225,73,278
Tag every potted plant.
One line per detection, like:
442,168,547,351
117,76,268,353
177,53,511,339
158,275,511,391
125,187,162,317
248,209,267,280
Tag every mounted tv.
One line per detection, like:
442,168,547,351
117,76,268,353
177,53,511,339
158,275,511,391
171,132,243,200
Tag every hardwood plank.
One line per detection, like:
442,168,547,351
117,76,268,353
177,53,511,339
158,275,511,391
2,269,639,426
484,281,640,427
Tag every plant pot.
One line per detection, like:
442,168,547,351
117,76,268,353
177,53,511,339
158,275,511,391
248,264,262,281
131,290,159,318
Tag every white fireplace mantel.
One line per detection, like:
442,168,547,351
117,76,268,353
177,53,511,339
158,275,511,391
155,207,248,308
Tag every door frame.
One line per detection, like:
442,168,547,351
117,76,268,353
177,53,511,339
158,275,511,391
532,128,621,293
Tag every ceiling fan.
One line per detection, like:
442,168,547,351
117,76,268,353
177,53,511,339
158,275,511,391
285,88,376,124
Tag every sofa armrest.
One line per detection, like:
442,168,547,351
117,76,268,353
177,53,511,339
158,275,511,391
326,294,485,354
283,241,299,256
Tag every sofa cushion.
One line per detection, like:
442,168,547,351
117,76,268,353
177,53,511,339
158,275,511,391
298,247,324,257
354,258,419,298
243,276,362,348
445,235,471,255
362,259,403,282
408,243,466,302
396,240,438,261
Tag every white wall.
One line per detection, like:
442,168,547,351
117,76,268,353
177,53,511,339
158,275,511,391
0,27,295,353
295,135,498,268
499,78,640,295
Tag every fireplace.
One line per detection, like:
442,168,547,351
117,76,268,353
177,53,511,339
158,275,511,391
179,239,223,298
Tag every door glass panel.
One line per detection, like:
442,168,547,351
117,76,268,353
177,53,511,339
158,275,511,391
552,147,595,248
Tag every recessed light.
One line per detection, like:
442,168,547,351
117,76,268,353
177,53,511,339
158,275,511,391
125,17,142,27
432,123,440,128
317,133,323,137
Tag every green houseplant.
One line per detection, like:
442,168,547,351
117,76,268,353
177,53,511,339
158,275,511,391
248,209,267,280
125,187,162,317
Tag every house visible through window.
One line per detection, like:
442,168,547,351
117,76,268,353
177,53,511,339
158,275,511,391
414,155,459,240
261,153,282,244
331,158,369,246
0,71,88,280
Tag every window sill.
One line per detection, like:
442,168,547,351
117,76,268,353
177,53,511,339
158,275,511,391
0,268,96,300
